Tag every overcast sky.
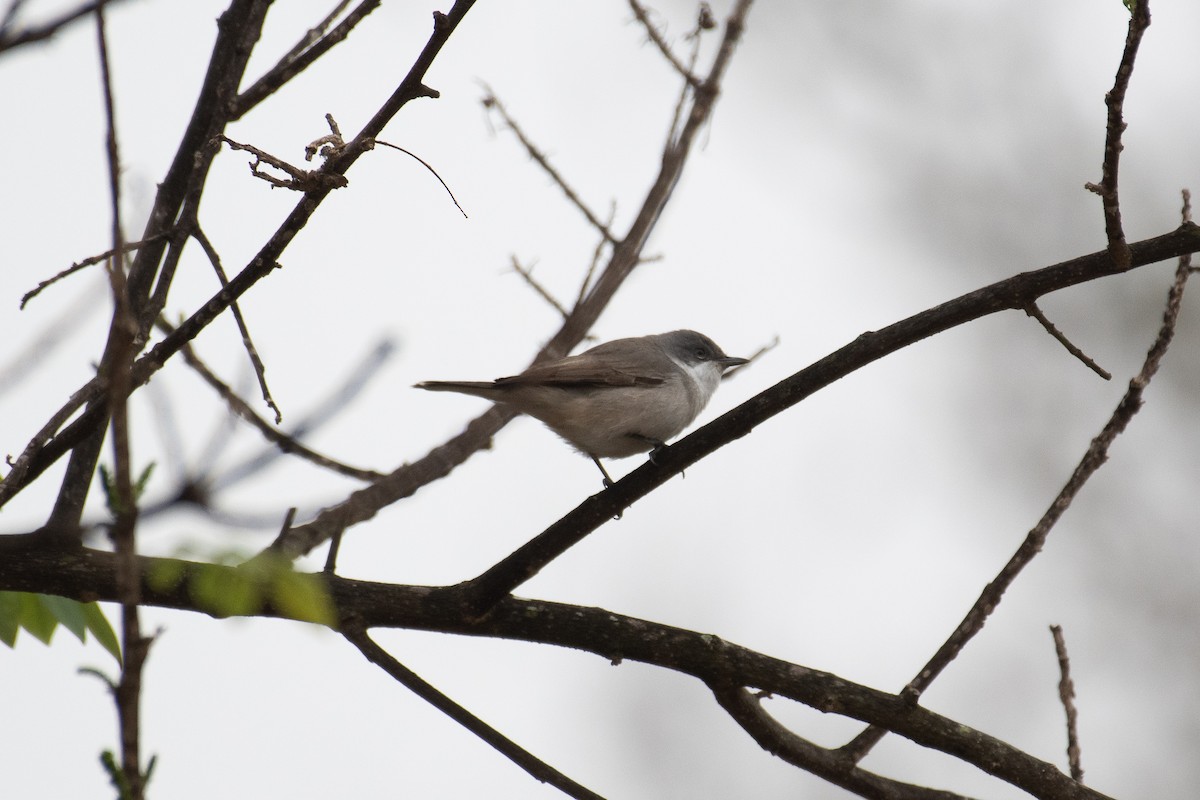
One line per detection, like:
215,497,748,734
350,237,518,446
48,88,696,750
4,1,1200,798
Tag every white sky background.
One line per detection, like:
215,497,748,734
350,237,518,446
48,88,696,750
3,0,1200,798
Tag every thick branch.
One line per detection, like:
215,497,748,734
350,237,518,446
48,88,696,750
0,545,1114,800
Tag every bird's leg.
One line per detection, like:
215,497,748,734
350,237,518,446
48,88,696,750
590,455,615,488
628,434,685,478
629,434,668,464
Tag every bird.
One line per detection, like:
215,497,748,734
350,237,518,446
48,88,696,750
415,329,748,486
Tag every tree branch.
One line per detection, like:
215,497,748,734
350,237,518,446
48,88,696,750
1084,0,1152,268
0,547,1116,800
447,223,1200,617
712,685,976,800
841,225,1194,763
344,626,607,800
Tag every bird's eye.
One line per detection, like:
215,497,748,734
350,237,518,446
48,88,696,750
694,347,710,360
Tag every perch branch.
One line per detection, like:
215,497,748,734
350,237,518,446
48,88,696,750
841,213,1194,763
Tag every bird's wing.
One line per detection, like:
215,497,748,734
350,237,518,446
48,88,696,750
495,341,672,388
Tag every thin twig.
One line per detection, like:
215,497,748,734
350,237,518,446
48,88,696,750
574,203,617,309
510,256,568,318
157,318,386,482
322,527,343,574
342,626,607,800
191,226,282,423
0,0,132,53
374,139,468,217
841,210,1194,764
665,5,708,146
1050,625,1084,783
1023,302,1112,380
627,0,702,88
20,235,166,309
1083,0,1151,269
2,281,107,395
481,86,618,245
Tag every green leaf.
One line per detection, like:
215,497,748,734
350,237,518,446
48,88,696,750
19,593,58,644
98,463,117,514
83,602,123,665
0,591,22,646
134,462,156,499
98,460,157,516
40,594,89,641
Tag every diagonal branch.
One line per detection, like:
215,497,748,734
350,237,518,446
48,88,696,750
159,319,385,482
712,685,977,800
344,626,607,800
231,0,381,119
627,0,703,88
191,226,282,423
446,222,1200,618
481,87,618,245
840,223,1194,763
0,0,133,54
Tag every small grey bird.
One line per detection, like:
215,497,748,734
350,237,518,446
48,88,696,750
415,330,747,485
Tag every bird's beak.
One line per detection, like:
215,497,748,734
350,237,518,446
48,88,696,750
718,356,749,368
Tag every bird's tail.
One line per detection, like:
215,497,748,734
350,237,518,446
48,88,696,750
413,380,500,400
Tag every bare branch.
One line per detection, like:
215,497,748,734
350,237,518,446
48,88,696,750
446,222,1200,620
712,685,977,800
574,203,617,309
20,235,166,309
842,218,1194,763
511,255,569,318
1023,302,1112,380
1050,625,1084,783
1083,0,1152,268
231,0,382,119
343,626,607,800
481,87,618,245
0,0,133,54
627,0,702,88
0,547,1117,800
191,226,282,424
216,134,349,192
157,318,386,483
